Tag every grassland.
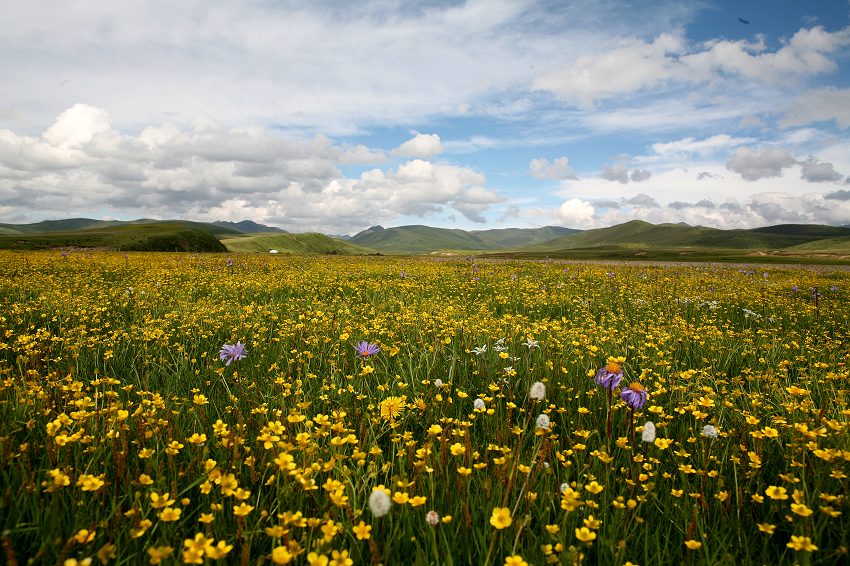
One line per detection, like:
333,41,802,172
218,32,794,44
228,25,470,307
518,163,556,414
0,223,227,252
220,233,374,255
0,251,848,565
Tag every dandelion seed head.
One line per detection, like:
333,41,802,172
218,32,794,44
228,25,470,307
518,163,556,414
368,489,391,517
529,381,546,401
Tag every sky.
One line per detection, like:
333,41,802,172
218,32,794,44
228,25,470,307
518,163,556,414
1,0,850,234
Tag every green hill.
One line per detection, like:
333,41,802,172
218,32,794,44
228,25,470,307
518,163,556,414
0,223,227,252
0,218,243,238
349,225,577,254
525,220,850,252
220,232,374,255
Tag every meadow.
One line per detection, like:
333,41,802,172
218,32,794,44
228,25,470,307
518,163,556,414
0,251,848,565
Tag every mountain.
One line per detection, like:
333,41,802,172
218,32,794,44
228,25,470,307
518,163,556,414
213,220,288,234
0,217,242,238
219,232,374,255
526,220,850,251
349,224,578,254
0,222,227,252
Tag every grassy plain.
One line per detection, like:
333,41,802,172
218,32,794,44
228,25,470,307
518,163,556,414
0,251,848,565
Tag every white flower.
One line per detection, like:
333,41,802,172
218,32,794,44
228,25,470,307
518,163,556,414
641,421,656,443
529,381,546,401
559,482,570,493
473,398,486,410
425,510,440,526
368,489,391,517
434,379,443,388
701,424,718,438
535,414,550,430
523,337,539,349
471,345,487,356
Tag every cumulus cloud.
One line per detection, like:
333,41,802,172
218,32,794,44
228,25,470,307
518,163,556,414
529,156,577,180
0,105,503,232
600,158,652,184
726,147,798,181
558,198,595,227
534,26,850,106
799,156,844,183
825,189,850,201
624,194,659,207
393,133,444,159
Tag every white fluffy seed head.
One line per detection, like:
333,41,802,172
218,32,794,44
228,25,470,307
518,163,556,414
434,379,443,388
529,381,546,401
368,489,391,517
473,398,486,410
701,424,718,438
535,413,550,430
641,421,656,443
425,510,440,525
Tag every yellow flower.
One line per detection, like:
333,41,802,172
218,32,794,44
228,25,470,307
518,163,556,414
457,466,473,476
786,536,818,552
757,523,775,534
77,474,105,492
188,433,207,445
427,424,443,436
410,495,427,506
765,486,788,500
584,481,603,494
150,491,176,509
205,540,233,560
330,549,353,566
307,552,329,566
158,507,182,522
575,527,597,543
233,502,255,517
379,396,406,421
450,443,466,456
654,438,673,449
684,540,702,550
583,515,602,529
791,503,813,517
147,546,174,565
271,546,293,564
74,529,96,543
199,513,215,524
490,507,512,529
505,555,528,566
353,521,372,540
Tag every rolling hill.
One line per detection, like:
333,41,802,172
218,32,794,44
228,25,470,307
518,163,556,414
220,232,374,255
0,222,227,252
349,225,577,254
522,220,850,252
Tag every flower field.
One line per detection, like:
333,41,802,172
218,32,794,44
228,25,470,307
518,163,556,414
1,251,848,565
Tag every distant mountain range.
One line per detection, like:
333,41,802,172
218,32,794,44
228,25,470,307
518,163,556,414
0,217,849,261
349,224,578,254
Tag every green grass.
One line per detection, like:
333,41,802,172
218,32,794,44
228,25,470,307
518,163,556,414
0,252,848,564
350,225,577,254
220,232,375,254
0,223,227,252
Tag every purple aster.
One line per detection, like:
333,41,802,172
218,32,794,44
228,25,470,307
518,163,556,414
354,341,380,359
219,341,247,365
595,362,624,390
621,382,648,410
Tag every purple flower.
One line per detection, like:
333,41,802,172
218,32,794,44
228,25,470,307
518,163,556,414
354,341,380,359
226,258,234,267
219,342,247,365
621,382,648,410
595,362,624,390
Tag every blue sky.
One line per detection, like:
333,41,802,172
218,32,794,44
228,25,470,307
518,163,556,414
1,0,849,233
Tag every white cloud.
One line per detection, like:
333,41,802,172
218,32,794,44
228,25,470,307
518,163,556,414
781,87,850,129
393,133,444,159
534,26,850,107
558,198,595,227
726,147,798,181
651,134,754,158
799,156,844,183
0,105,504,232
529,156,576,180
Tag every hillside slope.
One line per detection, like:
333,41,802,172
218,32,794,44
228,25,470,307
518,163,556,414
350,225,577,254
0,223,227,252
221,232,374,254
